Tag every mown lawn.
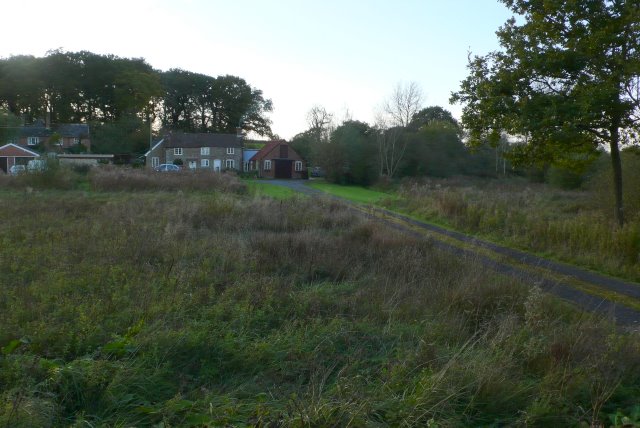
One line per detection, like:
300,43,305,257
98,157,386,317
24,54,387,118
245,180,299,199
1,170,640,427
308,181,393,204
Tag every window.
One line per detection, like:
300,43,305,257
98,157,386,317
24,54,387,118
54,137,64,146
263,160,272,171
226,147,235,155
201,159,210,167
225,159,235,169
243,162,249,172
295,161,303,172
201,147,210,156
152,157,160,167
27,137,39,146
73,138,80,144
174,148,183,156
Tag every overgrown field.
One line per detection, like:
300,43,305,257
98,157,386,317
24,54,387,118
1,172,640,426
378,176,640,283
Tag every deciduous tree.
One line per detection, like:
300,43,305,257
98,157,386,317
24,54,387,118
451,0,640,226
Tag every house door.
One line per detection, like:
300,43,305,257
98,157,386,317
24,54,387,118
0,157,7,173
188,161,197,170
213,159,221,172
274,159,293,179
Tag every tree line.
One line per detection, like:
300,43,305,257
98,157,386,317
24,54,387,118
290,85,500,186
0,50,273,153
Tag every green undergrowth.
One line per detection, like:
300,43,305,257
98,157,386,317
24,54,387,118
1,186,640,426
246,180,299,199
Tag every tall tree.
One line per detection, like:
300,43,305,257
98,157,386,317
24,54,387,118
384,81,424,127
451,0,640,226
306,105,334,143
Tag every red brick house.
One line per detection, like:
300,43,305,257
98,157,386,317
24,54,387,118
250,140,306,179
6,121,91,152
0,144,40,173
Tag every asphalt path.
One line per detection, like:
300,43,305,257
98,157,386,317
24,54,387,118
264,180,640,328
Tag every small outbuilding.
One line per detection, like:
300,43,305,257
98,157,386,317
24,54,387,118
0,144,40,173
250,140,306,179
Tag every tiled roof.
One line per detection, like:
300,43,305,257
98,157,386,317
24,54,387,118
165,132,242,148
19,123,89,138
250,140,285,162
56,124,89,138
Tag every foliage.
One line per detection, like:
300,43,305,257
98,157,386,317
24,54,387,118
451,0,640,225
0,188,639,426
409,105,460,132
160,70,273,136
0,108,21,143
91,115,151,155
315,120,378,185
0,51,274,155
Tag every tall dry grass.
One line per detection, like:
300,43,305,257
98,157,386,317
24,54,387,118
88,166,247,193
0,189,639,426
390,176,640,281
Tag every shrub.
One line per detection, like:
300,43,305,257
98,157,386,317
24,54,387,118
88,166,247,193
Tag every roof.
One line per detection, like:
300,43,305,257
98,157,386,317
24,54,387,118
243,149,259,163
57,154,114,159
144,139,165,157
0,143,41,157
56,124,89,138
250,140,287,162
164,132,242,148
19,123,90,138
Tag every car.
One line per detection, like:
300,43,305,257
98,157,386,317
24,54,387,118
8,165,26,175
154,163,181,172
27,159,47,172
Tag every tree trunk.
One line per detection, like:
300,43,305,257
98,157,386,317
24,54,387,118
609,130,624,227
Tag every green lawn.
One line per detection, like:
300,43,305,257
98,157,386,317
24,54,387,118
308,181,394,204
245,180,299,199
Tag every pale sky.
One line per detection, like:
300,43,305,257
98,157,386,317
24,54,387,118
1,0,513,139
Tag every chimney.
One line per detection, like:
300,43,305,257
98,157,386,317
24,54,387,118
45,111,51,129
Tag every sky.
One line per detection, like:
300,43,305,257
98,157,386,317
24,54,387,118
1,0,514,139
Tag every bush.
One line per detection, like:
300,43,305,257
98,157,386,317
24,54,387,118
88,166,247,193
0,160,77,190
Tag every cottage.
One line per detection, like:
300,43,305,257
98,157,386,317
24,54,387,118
250,140,306,179
11,121,91,152
145,132,243,171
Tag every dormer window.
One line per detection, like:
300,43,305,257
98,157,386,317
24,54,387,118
226,147,234,155
174,148,183,156
27,137,39,146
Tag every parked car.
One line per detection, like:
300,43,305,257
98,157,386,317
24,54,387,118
8,165,26,175
27,159,47,172
154,163,181,172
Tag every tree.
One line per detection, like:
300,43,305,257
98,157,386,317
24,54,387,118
306,105,334,143
374,114,406,178
383,81,424,127
159,71,273,136
451,0,640,226
320,120,377,185
409,106,460,131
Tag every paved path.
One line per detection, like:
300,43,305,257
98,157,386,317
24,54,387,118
259,180,640,328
